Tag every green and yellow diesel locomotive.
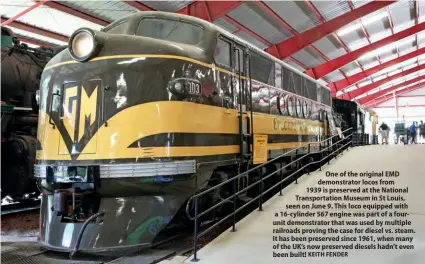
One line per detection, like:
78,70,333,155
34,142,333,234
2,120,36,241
35,11,334,253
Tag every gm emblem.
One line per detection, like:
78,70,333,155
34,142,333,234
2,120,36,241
61,80,100,154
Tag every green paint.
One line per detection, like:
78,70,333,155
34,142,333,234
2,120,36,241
1,36,13,47
127,216,168,244
140,178,154,183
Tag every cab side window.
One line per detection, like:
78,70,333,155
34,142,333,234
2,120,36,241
214,38,231,67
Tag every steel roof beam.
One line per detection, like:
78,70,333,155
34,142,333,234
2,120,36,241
174,2,318,75
176,1,243,22
265,0,395,60
340,1,368,87
120,0,154,11
329,46,425,95
346,0,383,65
1,16,69,43
366,83,425,107
174,1,312,74
251,1,335,83
1,0,49,26
309,20,425,80
303,0,365,93
18,36,53,47
222,15,272,46
415,0,420,65
40,0,110,26
221,14,310,71
398,95,425,98
386,7,399,56
339,63,425,100
359,75,425,104
373,104,425,108
255,0,334,62
174,2,311,72
302,0,355,89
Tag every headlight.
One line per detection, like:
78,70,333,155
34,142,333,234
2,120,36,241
68,28,97,62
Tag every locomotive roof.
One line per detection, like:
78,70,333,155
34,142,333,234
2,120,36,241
107,11,330,92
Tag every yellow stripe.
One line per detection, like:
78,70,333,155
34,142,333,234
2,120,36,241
44,54,240,79
44,60,79,70
78,145,239,160
37,102,324,161
38,143,318,161
267,142,321,150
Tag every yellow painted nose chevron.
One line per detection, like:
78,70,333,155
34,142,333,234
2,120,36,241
59,82,99,155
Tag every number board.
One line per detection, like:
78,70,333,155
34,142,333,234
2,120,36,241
186,81,202,96
253,134,268,164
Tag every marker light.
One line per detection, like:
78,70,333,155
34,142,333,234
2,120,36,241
174,82,183,93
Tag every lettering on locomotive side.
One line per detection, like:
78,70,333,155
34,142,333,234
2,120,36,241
63,84,99,142
274,118,320,134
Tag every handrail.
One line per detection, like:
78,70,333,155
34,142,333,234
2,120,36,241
185,133,350,221
185,127,353,210
188,127,357,262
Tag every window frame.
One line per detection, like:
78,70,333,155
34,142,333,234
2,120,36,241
213,35,233,69
233,45,245,74
249,51,275,86
102,19,129,34
135,17,205,46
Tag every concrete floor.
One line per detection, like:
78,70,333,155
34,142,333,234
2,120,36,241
164,144,425,264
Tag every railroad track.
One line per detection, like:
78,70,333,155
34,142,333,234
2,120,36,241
1,199,41,216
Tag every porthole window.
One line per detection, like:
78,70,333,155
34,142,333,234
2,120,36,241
302,101,308,118
277,94,287,115
295,99,302,118
318,108,323,121
287,97,296,117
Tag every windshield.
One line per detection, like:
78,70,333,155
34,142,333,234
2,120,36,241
136,18,204,45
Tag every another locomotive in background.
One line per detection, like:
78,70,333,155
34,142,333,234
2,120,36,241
1,27,62,200
332,98,377,145
34,12,337,254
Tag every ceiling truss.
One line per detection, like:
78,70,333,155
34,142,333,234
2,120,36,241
3,0,425,107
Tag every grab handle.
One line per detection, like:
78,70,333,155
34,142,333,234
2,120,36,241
102,86,109,127
49,91,60,129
